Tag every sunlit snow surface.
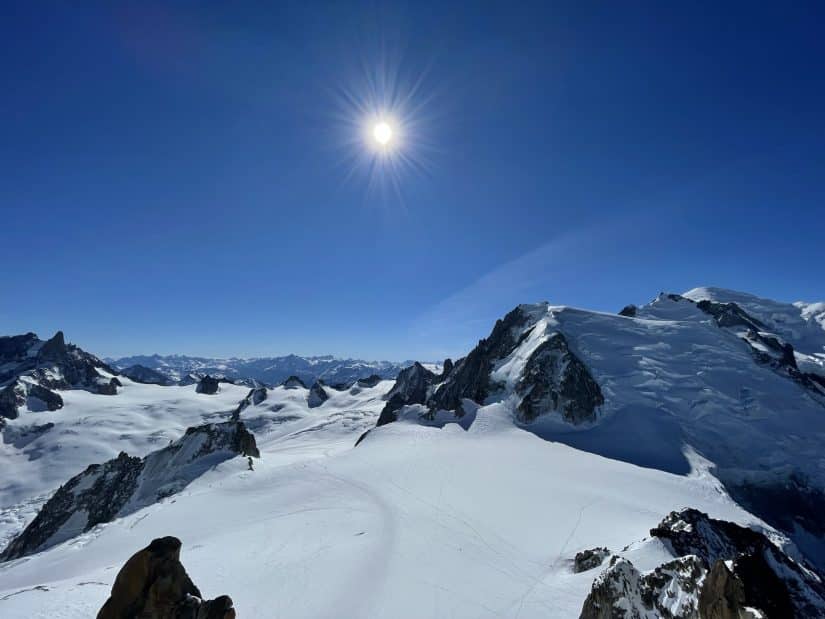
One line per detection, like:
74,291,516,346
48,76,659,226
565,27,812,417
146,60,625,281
1,378,755,618
1,286,824,617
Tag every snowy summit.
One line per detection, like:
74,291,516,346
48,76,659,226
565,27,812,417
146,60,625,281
1,287,825,618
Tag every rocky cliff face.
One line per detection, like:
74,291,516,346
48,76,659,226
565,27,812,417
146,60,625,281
97,536,236,619
515,332,604,424
1,421,259,561
578,508,825,619
0,331,120,422
307,381,329,408
232,386,268,419
373,304,604,430
195,375,221,395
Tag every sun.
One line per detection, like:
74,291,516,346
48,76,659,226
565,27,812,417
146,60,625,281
372,121,393,147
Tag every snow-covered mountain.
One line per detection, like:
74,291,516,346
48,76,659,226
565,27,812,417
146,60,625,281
106,353,431,387
0,331,121,427
1,287,824,618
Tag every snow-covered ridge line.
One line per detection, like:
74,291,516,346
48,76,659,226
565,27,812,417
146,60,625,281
106,352,439,387
1,420,259,562
367,287,825,574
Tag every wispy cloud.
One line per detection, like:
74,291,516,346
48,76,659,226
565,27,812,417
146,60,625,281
409,212,649,359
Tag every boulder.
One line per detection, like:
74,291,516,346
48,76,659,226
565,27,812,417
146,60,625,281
97,536,235,619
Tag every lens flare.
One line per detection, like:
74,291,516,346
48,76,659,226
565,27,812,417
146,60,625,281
328,46,440,205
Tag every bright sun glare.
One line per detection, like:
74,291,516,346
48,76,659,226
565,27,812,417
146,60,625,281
372,121,393,147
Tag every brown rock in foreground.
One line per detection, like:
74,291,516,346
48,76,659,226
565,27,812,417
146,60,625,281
97,536,236,619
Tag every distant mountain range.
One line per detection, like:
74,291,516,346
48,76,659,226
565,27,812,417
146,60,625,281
3,287,825,617
105,353,438,387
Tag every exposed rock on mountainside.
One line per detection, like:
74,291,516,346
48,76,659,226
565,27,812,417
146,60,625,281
107,352,416,388
232,386,268,419
515,332,603,424
1,421,259,561
307,381,328,408
97,536,236,619
618,304,637,317
120,363,173,385
373,305,603,429
0,331,119,421
573,547,610,573
356,374,382,388
281,375,306,389
429,306,531,413
580,555,706,619
378,362,439,426
579,508,825,618
195,375,221,395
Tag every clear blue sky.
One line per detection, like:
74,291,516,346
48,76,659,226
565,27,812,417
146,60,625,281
2,1,824,361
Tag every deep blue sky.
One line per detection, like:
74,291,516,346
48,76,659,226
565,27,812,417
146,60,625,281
2,1,824,361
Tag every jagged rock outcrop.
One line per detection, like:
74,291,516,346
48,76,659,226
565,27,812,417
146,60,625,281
573,547,610,573
232,386,268,419
1,451,143,561
695,299,766,331
307,381,329,408
580,555,706,619
1,421,259,561
439,358,454,381
121,364,173,386
356,374,382,388
371,305,603,432
650,508,825,617
0,331,119,421
579,508,825,619
97,536,236,619
698,560,751,619
515,332,604,424
377,362,439,426
195,375,221,395
281,375,306,389
618,304,637,317
429,306,532,413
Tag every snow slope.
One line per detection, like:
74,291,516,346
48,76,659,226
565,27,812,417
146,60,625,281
0,401,758,618
1,287,824,617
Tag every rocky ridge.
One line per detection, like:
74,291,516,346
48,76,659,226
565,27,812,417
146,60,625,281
0,331,120,424
1,420,259,561
579,508,825,618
